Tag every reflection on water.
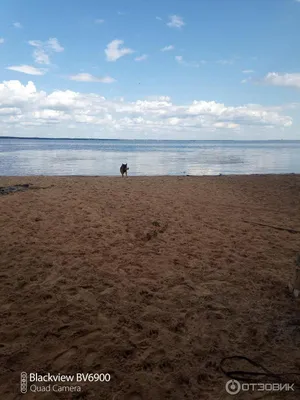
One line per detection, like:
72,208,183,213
0,139,300,176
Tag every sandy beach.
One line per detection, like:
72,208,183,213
1,175,300,400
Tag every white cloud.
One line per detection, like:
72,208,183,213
262,72,300,89
167,15,185,28
95,19,104,24
28,38,64,65
161,45,174,52
6,65,46,75
47,38,64,52
175,55,200,68
0,80,292,139
28,40,40,47
156,16,162,21
69,73,116,83
135,54,148,62
33,49,50,65
243,69,254,74
0,38,4,44
13,22,22,29
105,39,134,62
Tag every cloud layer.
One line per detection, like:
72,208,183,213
0,80,292,139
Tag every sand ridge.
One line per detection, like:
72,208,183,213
0,175,300,399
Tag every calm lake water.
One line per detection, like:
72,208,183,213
0,138,300,176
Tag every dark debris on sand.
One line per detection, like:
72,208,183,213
0,184,31,195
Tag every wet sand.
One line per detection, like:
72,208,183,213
0,175,300,399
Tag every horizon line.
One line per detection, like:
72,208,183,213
0,136,299,142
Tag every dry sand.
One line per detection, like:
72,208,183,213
0,175,300,400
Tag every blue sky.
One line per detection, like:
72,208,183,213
0,0,300,139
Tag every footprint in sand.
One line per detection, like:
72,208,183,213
52,347,77,369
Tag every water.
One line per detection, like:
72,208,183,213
0,138,300,176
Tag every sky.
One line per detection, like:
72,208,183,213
0,0,300,140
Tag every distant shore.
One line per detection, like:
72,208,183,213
1,136,300,141
1,175,300,399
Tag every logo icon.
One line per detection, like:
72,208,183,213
225,379,241,395
20,372,27,394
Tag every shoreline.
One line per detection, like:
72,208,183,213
0,172,299,178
